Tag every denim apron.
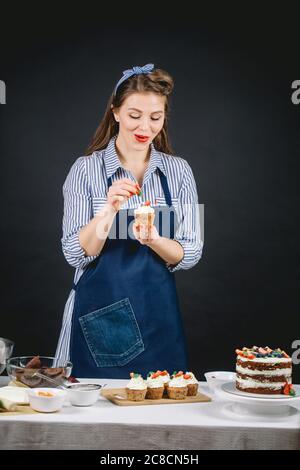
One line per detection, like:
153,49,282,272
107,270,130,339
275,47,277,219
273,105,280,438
70,169,188,378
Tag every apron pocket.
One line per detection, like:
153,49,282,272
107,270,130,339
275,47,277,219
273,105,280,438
78,298,145,367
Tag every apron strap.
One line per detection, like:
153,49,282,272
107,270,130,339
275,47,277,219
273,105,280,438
107,176,113,189
157,168,172,207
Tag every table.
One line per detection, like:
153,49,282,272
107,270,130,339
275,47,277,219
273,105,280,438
0,377,300,450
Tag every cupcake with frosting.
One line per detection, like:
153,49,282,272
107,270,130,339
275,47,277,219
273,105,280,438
125,372,147,401
145,371,165,399
134,201,155,231
166,371,188,399
158,370,170,396
183,372,199,396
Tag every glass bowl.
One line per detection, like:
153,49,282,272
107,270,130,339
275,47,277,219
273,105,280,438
0,338,15,374
6,356,73,388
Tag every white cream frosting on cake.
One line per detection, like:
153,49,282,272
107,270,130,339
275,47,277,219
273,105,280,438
168,376,187,388
126,375,147,390
236,377,292,390
184,372,198,385
159,373,170,385
134,205,154,215
236,365,292,376
146,376,164,388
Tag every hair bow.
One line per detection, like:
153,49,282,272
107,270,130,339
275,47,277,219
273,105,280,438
113,63,154,96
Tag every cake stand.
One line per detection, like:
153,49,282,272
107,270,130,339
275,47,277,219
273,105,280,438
216,382,300,417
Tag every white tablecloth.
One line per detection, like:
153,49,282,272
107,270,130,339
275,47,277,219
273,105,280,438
0,377,300,450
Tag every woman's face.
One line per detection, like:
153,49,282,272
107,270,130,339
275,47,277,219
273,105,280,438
112,92,165,149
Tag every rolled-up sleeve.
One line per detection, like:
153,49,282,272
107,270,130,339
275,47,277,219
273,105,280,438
167,161,203,272
61,157,98,269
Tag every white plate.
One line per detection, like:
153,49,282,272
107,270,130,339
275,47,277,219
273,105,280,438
221,381,300,401
216,382,300,417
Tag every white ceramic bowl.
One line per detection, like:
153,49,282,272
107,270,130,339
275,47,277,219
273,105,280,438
28,388,67,413
204,371,236,393
67,383,102,406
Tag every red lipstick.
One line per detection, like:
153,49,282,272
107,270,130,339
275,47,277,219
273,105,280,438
134,134,149,143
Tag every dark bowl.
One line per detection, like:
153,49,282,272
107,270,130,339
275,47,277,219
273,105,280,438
6,356,73,388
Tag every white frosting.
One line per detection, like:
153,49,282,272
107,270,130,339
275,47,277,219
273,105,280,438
185,372,198,385
134,205,154,214
236,365,292,376
126,376,147,390
159,374,170,384
146,376,164,388
168,376,187,388
237,356,291,364
236,377,291,389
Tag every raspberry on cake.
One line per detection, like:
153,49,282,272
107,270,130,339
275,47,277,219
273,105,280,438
235,346,295,395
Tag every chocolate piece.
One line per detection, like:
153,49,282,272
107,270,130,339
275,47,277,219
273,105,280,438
25,356,41,369
20,369,43,387
41,367,64,378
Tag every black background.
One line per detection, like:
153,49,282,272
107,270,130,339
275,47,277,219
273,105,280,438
1,6,300,382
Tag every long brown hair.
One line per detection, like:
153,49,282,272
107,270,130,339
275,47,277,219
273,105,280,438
85,68,174,155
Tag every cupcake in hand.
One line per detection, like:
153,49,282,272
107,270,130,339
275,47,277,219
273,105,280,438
166,371,188,399
183,372,199,396
125,372,147,401
145,371,165,399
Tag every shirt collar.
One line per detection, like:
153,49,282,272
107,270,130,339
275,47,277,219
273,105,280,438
103,135,166,179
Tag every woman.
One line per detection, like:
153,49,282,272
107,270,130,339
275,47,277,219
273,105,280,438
55,63,203,378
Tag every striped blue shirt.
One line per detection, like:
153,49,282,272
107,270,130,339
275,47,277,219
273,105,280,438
55,135,203,362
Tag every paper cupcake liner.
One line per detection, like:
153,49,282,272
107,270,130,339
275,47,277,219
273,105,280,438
166,385,188,400
126,388,147,401
146,387,164,400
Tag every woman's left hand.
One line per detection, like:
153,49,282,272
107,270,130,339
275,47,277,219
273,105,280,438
133,223,160,246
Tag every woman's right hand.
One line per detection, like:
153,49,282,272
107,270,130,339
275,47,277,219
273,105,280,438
106,178,141,212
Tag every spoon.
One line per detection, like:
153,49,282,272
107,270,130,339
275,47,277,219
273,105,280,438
31,371,107,391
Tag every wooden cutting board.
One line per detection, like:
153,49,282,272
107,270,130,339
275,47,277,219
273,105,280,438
101,387,211,406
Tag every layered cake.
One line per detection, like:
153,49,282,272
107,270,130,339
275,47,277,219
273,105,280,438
235,346,295,395
134,201,155,229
